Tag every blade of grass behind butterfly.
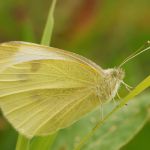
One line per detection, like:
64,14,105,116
15,0,58,150
74,75,150,150
29,135,57,150
16,135,30,150
29,0,58,150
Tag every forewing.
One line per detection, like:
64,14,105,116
0,60,98,96
0,41,102,138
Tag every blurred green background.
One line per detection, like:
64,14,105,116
0,0,150,150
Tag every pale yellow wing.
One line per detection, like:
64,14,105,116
0,88,99,138
0,41,103,138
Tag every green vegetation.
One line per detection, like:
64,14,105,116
0,0,150,150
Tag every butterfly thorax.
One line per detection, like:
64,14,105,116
96,68,125,103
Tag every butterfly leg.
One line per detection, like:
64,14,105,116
121,81,133,92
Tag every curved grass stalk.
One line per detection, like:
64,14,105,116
41,0,57,46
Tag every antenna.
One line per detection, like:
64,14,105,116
119,41,150,68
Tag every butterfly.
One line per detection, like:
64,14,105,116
0,41,149,138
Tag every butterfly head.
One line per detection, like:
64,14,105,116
101,67,125,102
110,67,125,81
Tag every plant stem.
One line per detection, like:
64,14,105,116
16,135,30,150
41,0,57,46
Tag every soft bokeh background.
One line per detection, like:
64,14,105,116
0,0,150,150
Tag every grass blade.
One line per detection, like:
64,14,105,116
15,1,58,150
16,135,30,150
41,0,57,46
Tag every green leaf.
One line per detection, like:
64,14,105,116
121,122,150,150
82,94,150,150
51,93,150,150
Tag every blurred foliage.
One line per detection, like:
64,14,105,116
0,0,150,150
51,94,150,150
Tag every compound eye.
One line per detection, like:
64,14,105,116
111,70,118,78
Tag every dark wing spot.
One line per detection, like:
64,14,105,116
30,61,40,72
31,94,41,101
30,91,43,102
17,74,29,82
